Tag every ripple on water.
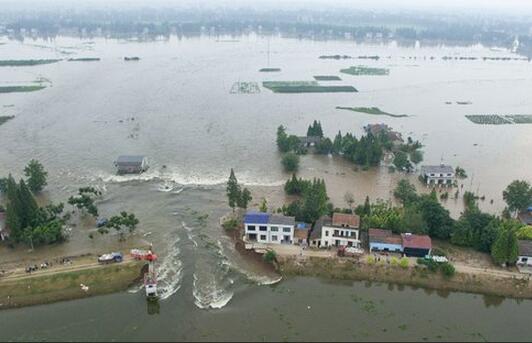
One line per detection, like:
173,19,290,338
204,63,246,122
157,235,184,301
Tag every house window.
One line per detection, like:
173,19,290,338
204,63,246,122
351,231,357,237
325,230,329,237
247,225,256,231
260,235,267,241
283,227,291,233
271,235,278,241
259,226,267,232
334,230,339,236
271,226,279,232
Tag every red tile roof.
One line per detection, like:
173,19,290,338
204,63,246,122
332,213,360,228
369,229,402,245
401,234,432,250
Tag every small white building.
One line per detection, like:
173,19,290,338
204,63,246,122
420,164,455,186
517,240,532,270
311,213,361,249
243,212,295,245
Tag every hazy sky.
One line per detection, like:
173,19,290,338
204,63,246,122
2,0,532,15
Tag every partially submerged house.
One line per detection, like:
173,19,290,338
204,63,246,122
401,233,432,257
364,123,404,146
114,155,149,174
420,164,455,186
517,240,532,269
319,213,361,248
298,136,322,148
369,229,403,253
0,211,10,241
243,212,295,245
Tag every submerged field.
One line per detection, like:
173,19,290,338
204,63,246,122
466,114,532,125
0,85,46,93
0,116,15,126
259,68,281,72
0,59,61,66
263,81,357,93
314,75,342,81
340,65,390,76
336,106,408,118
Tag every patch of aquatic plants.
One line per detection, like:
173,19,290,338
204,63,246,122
340,66,389,76
67,58,101,62
466,114,532,125
263,81,357,93
0,85,46,93
0,59,61,66
336,106,407,118
0,115,15,126
314,75,342,81
259,68,281,72
230,81,261,94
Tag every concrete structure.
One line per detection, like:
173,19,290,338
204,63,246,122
517,240,532,268
420,164,455,186
114,155,149,174
297,136,322,148
243,212,295,245
401,233,432,257
294,222,310,246
0,211,9,241
319,213,361,248
309,216,330,248
369,229,403,253
518,207,532,226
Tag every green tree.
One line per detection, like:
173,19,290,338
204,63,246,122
24,159,48,193
502,180,532,215
226,168,241,211
393,179,418,205
332,131,343,154
393,151,412,172
301,179,329,223
409,149,423,165
491,221,520,266
105,211,139,240
68,187,99,218
316,137,333,154
416,191,454,239
399,205,427,234
281,152,300,172
238,188,252,209
259,198,268,212
344,192,355,212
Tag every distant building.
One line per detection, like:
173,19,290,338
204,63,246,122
309,216,330,248
0,211,10,241
364,123,404,146
517,240,532,268
114,155,149,174
369,229,403,253
297,136,322,148
401,233,432,257
294,222,310,246
319,213,361,248
420,164,455,186
518,207,532,226
243,212,295,245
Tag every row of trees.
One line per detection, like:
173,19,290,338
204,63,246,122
0,159,48,194
306,120,324,137
281,178,331,223
226,169,252,211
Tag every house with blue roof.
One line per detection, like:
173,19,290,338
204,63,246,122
244,211,296,245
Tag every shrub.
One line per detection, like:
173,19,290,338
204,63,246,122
399,257,409,269
367,256,376,265
281,152,300,172
390,257,399,266
263,250,277,263
431,248,447,257
222,217,239,231
440,262,456,278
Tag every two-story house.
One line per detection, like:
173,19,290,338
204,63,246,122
420,164,455,186
320,213,361,248
243,212,295,245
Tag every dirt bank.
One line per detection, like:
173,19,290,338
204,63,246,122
279,256,532,300
0,260,146,310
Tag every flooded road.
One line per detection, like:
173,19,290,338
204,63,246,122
0,34,531,341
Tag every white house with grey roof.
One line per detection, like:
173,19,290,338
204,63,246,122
243,212,295,245
420,164,455,186
114,155,149,174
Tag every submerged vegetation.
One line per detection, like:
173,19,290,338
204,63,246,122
466,114,532,125
0,59,61,67
336,106,408,118
67,58,101,62
230,81,260,94
259,68,281,72
0,115,15,126
0,85,46,93
124,57,140,61
314,75,342,81
263,81,357,93
340,66,389,76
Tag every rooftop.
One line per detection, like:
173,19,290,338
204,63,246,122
421,164,454,175
369,228,402,245
295,222,310,230
331,213,360,228
310,216,331,240
401,233,432,250
244,212,270,225
297,136,322,145
116,155,146,165
518,240,532,257
518,211,532,226
269,214,296,226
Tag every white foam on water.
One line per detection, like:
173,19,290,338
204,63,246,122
157,236,184,301
192,273,234,310
182,221,199,248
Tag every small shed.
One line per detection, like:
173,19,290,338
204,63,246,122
518,208,532,226
401,233,432,257
298,136,322,147
114,155,149,174
0,211,10,241
517,240,532,267
309,216,331,248
294,222,310,246
369,229,403,253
